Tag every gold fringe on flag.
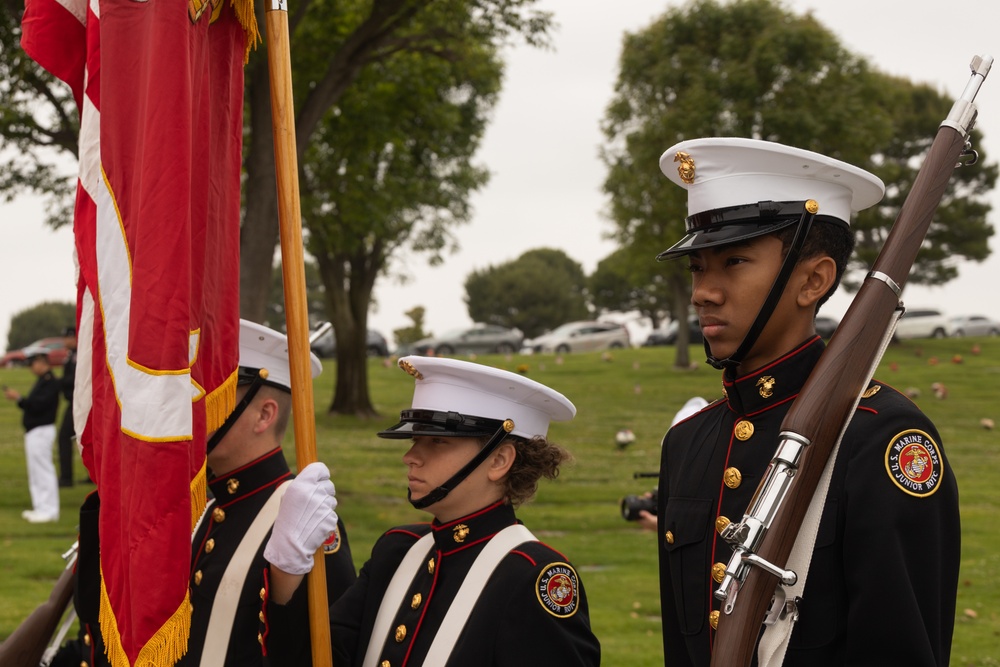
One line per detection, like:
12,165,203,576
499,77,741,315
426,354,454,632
191,461,208,529
205,367,238,434
231,0,261,63
99,565,193,667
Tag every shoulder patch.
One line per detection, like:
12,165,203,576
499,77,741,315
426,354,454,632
536,562,580,618
322,527,342,554
884,429,944,498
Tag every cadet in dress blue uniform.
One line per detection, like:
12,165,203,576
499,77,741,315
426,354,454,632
52,320,356,667
261,356,601,666
653,139,960,666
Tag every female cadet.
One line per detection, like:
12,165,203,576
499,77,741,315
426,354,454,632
260,355,601,666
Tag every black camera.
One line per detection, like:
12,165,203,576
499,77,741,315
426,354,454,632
620,491,657,521
620,472,658,521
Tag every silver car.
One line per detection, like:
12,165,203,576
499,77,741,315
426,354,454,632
525,320,631,354
948,315,1000,337
411,324,523,356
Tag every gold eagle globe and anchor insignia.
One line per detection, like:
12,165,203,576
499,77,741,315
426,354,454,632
226,478,240,495
674,151,696,184
398,358,424,380
453,524,470,543
756,375,776,398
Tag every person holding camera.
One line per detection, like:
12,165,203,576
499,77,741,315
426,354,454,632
621,396,707,531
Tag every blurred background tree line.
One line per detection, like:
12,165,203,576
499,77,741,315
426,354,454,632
1,0,994,416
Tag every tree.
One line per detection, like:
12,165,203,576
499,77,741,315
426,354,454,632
590,246,673,328
6,300,75,351
465,248,589,339
0,0,77,226
298,2,550,417
393,306,431,351
601,0,995,368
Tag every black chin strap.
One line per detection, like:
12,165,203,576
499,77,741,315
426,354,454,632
408,419,515,510
206,371,267,454
705,202,818,371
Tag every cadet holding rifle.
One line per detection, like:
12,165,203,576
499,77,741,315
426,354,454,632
653,138,960,666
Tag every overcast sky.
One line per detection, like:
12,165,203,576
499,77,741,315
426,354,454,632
2,0,998,350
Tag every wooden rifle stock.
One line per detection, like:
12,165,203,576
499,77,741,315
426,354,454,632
710,56,992,666
0,548,76,667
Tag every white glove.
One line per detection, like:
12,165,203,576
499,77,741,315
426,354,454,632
264,461,339,575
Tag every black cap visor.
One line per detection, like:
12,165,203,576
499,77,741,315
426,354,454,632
656,201,847,261
377,409,504,439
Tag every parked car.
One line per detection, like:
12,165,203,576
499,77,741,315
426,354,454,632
643,317,702,346
815,315,840,339
309,323,390,358
411,324,523,356
948,314,1000,337
525,320,630,354
1,337,71,367
893,308,949,340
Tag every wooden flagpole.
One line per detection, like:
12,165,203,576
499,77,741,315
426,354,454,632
264,2,334,665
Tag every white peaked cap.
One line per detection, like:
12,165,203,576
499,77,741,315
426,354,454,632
660,137,885,222
238,319,322,391
394,356,576,440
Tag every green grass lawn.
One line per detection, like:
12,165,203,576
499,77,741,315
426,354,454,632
2,337,998,665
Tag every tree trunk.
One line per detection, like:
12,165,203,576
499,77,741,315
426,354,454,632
240,59,281,323
316,250,382,418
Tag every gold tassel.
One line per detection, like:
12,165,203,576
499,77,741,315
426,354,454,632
205,368,237,434
99,565,193,667
191,462,208,529
230,0,261,63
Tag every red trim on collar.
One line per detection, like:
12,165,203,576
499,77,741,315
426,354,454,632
433,499,506,531
728,336,821,386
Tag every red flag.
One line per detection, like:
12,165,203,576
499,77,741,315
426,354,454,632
22,0,251,663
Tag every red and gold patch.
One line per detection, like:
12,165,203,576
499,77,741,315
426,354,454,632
536,562,580,618
884,429,944,497
322,527,342,554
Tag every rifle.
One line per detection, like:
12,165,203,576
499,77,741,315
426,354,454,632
0,542,78,667
709,54,992,666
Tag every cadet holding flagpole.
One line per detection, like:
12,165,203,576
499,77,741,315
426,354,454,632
264,1,334,665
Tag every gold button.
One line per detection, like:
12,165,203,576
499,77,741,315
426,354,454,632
259,610,265,622
258,632,263,645
81,662,89,667
83,632,91,646
411,593,422,609
664,530,674,544
381,662,390,667
712,562,726,583
193,570,203,586
723,467,742,489
715,516,730,534
709,610,720,629
205,538,215,553
427,558,435,574
395,625,407,642
212,507,226,523
734,420,754,441
260,587,266,601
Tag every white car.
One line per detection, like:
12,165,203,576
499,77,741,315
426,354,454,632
948,314,1000,337
524,321,631,354
894,308,949,340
